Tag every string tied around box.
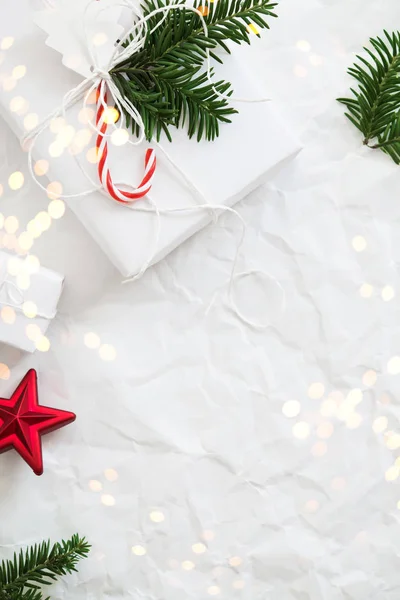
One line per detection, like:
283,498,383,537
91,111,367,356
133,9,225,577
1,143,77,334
22,0,284,328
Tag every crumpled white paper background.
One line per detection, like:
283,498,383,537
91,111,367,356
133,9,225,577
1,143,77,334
1,0,400,598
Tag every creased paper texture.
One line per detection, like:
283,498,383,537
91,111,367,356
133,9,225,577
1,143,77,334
0,0,400,599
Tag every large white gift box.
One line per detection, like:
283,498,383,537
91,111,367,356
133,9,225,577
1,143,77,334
0,0,301,278
0,251,64,353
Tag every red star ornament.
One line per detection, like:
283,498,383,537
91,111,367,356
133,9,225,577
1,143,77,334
0,369,75,476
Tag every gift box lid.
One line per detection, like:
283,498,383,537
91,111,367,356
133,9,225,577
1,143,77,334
0,1,301,278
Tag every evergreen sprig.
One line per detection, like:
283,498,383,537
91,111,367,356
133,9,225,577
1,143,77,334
111,0,277,141
0,534,90,600
338,31,400,164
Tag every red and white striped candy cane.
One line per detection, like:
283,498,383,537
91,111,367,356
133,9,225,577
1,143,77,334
95,83,156,204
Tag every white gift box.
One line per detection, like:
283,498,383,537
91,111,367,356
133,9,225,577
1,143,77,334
0,1,301,278
0,251,64,353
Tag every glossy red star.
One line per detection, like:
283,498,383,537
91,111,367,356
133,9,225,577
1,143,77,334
0,369,75,476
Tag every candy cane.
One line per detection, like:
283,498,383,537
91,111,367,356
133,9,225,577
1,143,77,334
95,84,156,204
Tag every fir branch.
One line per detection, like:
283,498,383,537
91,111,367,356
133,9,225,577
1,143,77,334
338,30,400,164
111,0,278,141
0,535,90,600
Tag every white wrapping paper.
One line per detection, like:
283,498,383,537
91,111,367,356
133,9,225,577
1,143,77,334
0,0,301,277
0,251,64,352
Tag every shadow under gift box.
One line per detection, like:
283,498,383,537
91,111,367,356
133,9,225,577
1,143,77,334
0,7,301,278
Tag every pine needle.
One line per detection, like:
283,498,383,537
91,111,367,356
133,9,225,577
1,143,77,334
338,30,400,164
111,0,278,141
0,535,90,600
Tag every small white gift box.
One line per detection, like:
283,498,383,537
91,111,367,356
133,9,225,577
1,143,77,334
0,0,301,278
0,251,64,353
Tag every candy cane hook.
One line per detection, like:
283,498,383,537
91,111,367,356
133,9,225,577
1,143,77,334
95,83,156,204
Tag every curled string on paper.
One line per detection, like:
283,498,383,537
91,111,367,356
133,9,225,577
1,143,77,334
25,0,283,328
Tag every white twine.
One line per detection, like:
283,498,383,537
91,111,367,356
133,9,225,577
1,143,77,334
23,0,283,326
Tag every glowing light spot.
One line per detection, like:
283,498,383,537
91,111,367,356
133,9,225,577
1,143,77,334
282,399,301,418
192,543,206,554
48,199,65,219
202,530,215,541
1,306,16,324
386,433,400,450
1,37,14,50
293,421,310,439
104,468,118,482
8,171,24,190
385,465,399,482
9,96,28,115
46,181,63,200
99,344,117,361
372,416,388,434
229,556,242,567
74,128,92,148
346,413,363,429
317,421,334,439
347,388,363,406
0,364,10,380
397,500,400,510
196,5,209,16
132,545,146,556
331,477,346,491
22,301,37,318
4,216,18,234
26,324,42,341
320,399,337,417
25,255,40,273
3,78,16,92
86,89,98,105
308,382,325,399
304,499,319,513
207,586,220,596
101,494,115,506
102,106,120,125
232,580,245,590
294,65,308,77
7,257,21,278
78,107,95,125
18,232,33,251
360,283,373,298
84,332,101,349
0,187,3,199
111,128,130,146
309,54,324,66
27,220,42,238
182,560,195,571
35,211,51,232
34,159,49,177
381,285,395,301
362,369,377,387
86,147,99,163
49,141,64,158
352,235,367,252
23,113,39,131
311,441,327,457
35,335,50,352
12,65,26,80
296,40,311,52
89,479,102,492
388,356,400,375
246,23,259,35
50,117,66,134
150,510,165,523
93,32,108,46
56,124,75,148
